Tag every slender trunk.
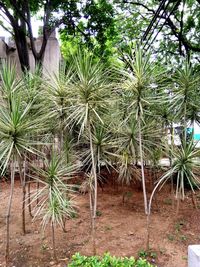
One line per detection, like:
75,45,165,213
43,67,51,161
146,212,150,251
138,118,148,214
89,190,93,228
22,157,27,234
5,160,16,265
59,130,63,156
51,222,57,260
170,123,174,209
146,174,167,251
88,123,97,255
183,102,187,143
152,168,159,210
36,148,40,205
27,178,33,218
19,157,27,235
36,181,40,205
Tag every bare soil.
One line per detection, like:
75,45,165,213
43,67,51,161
0,177,200,267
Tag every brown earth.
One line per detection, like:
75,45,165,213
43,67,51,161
0,177,200,267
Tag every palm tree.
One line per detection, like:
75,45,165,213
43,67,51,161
30,152,77,260
0,63,45,264
172,60,200,143
147,140,200,249
67,50,111,254
45,64,74,154
120,47,163,214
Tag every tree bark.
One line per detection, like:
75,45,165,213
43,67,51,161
13,27,30,72
88,123,97,255
138,118,148,214
5,160,16,265
51,222,57,260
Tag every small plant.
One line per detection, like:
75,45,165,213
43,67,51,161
104,225,112,231
159,247,166,255
96,210,102,217
125,191,133,199
180,235,187,242
150,252,157,259
175,219,185,233
68,252,155,266
138,249,148,258
41,243,49,252
163,198,172,205
71,211,78,219
167,234,175,241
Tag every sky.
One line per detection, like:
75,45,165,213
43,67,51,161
0,12,42,41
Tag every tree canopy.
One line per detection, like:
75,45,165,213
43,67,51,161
1,0,200,70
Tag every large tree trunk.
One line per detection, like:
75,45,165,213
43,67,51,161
13,27,30,72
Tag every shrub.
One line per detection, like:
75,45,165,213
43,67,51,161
68,252,155,267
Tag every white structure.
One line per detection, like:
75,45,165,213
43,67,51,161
0,31,60,77
188,245,200,267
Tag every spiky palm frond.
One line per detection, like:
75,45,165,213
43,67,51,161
156,140,200,200
120,47,161,121
172,60,200,124
79,123,118,172
0,62,23,108
45,65,74,128
118,149,140,185
0,95,45,171
67,50,111,134
30,152,77,230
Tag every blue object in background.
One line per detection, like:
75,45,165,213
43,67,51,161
194,134,200,141
187,127,200,141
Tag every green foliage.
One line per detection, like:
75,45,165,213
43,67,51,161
160,140,200,200
31,152,77,230
60,0,119,65
68,253,155,267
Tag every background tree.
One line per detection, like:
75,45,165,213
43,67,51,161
0,0,80,71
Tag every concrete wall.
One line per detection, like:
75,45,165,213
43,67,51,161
0,32,60,77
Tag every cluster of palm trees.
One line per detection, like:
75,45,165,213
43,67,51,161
0,47,200,264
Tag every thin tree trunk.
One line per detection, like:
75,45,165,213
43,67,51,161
88,123,97,255
19,157,27,235
27,177,33,218
51,222,57,260
22,157,27,235
36,181,40,205
138,118,148,214
183,102,187,143
146,212,150,251
60,130,63,156
170,123,174,209
89,190,93,228
5,160,16,265
152,168,159,210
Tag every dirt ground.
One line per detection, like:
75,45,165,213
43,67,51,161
0,178,200,267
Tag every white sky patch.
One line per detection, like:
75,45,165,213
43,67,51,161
0,11,42,41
